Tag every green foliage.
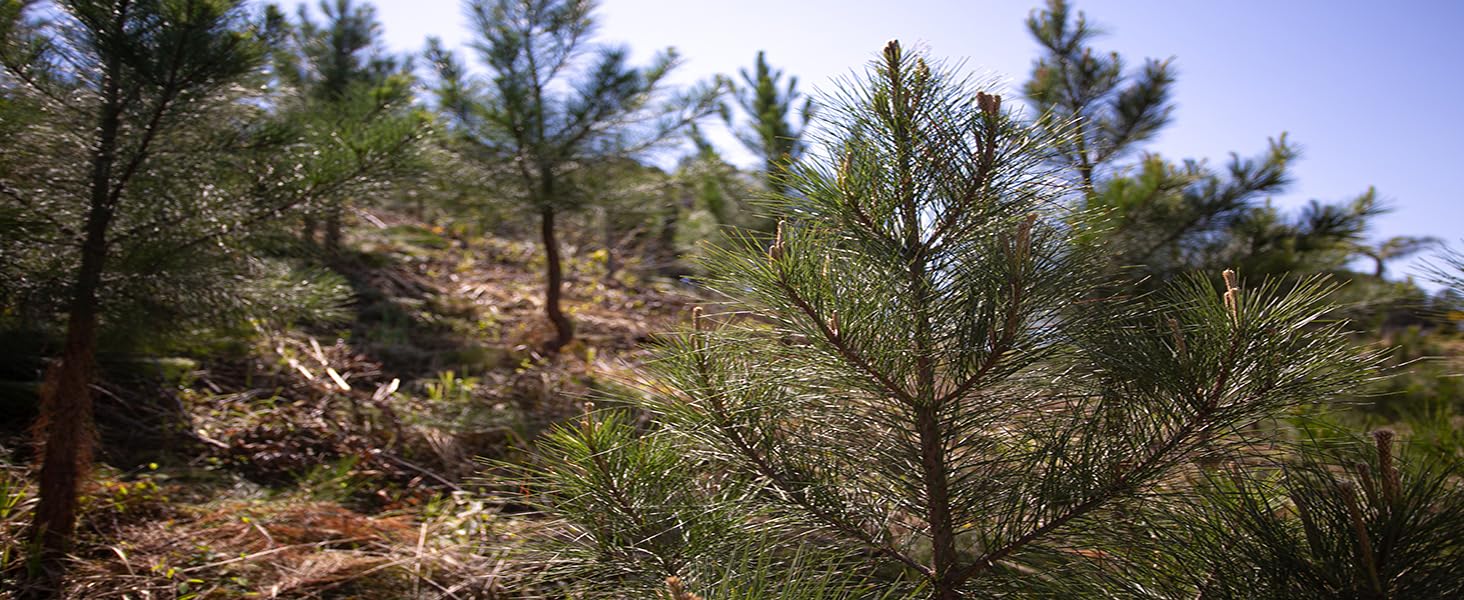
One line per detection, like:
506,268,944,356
265,0,428,251
423,370,477,405
531,41,1373,599
1083,147,1383,284
266,0,404,102
1030,1,1384,288
661,127,766,273
726,50,814,195
1425,242,1464,311
524,409,921,599
1025,0,1174,192
0,468,32,572
0,0,421,349
1091,433,1464,599
428,0,720,349
1360,326,1463,423
294,455,367,503
526,410,746,595
428,0,720,214
1357,235,1440,278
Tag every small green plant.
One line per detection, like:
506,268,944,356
424,370,478,405
1,469,34,572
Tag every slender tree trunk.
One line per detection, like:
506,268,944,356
30,47,124,580
887,47,961,596
912,259,958,599
303,214,318,245
659,198,681,262
602,207,620,282
324,200,343,254
32,253,102,557
918,405,959,599
541,204,574,352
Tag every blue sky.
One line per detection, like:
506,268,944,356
364,0,1463,277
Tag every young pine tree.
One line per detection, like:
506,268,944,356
1024,0,1174,196
726,50,814,196
428,0,719,353
266,0,419,253
1098,430,1464,599
528,42,1370,599
1028,0,1383,286
0,0,264,568
0,1,424,582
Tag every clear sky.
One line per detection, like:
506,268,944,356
364,0,1464,276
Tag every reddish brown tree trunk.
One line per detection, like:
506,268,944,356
29,35,123,581
541,204,574,352
32,264,102,557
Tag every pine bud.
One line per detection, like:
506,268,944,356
692,306,705,332
1289,489,1322,550
580,401,595,431
1355,461,1379,506
1338,481,1383,592
1015,213,1036,259
769,220,786,261
883,40,901,64
1221,269,1240,325
977,92,1002,117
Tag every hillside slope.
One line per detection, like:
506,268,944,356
1,210,698,598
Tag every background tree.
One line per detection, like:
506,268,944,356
1024,0,1173,196
1084,149,1382,284
0,0,425,578
428,0,719,353
0,0,264,567
1027,0,1382,287
527,42,1370,599
1358,235,1440,278
665,124,764,271
726,50,813,196
266,0,417,253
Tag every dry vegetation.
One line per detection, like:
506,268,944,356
2,209,698,598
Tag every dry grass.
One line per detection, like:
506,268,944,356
50,485,529,599
2,209,701,598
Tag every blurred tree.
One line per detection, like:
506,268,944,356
685,125,737,226
1084,148,1382,283
1027,0,1382,286
1357,235,1440,278
0,0,424,579
428,0,719,353
265,0,419,253
726,50,813,196
0,0,264,568
670,124,763,250
1024,0,1173,196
